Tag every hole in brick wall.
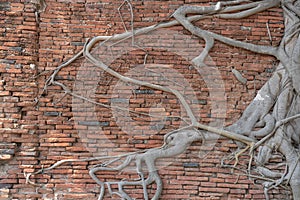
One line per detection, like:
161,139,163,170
21,111,26,119
15,142,21,148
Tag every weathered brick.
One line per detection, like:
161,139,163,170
78,121,109,126
43,111,61,116
0,91,10,96
183,162,199,168
0,2,10,11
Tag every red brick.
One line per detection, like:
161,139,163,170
0,91,10,96
217,183,249,189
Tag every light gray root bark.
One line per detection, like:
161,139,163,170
88,129,202,200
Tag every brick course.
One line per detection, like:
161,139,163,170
0,0,291,199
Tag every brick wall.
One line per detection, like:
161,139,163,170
0,1,40,199
0,0,291,199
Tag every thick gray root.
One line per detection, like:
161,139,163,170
227,65,283,135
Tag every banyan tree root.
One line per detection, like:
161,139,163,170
89,129,202,200
27,129,203,200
